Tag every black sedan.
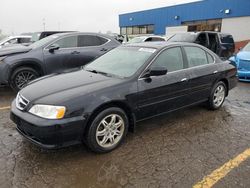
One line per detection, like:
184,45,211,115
10,42,237,153
0,32,120,91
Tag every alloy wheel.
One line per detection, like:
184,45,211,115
14,70,37,90
96,114,125,148
213,84,226,108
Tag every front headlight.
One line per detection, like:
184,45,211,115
29,104,66,119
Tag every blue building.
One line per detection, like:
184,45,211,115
119,0,250,42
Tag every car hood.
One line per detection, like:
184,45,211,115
19,70,123,104
237,51,250,61
0,46,32,57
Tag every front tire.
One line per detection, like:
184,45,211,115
10,67,39,92
86,107,129,153
208,81,227,110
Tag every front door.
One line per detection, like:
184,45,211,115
43,35,80,74
136,47,191,120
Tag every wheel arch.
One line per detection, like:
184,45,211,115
84,100,136,136
10,60,44,79
218,78,229,96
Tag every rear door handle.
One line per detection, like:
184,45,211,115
71,51,80,55
181,78,188,82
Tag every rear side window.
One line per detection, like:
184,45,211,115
152,47,184,72
151,37,165,42
54,36,77,48
220,34,234,44
184,47,208,67
19,38,31,43
78,35,108,47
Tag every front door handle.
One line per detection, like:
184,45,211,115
181,78,188,82
213,71,218,74
71,51,80,55
101,48,108,52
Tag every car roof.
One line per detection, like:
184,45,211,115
177,31,232,36
8,35,31,38
124,41,202,49
51,32,117,40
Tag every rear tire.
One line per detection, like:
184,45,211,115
86,107,129,153
208,81,227,110
10,67,39,92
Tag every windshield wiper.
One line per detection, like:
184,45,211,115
85,69,113,77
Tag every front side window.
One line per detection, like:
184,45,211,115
196,33,207,46
54,36,77,48
78,35,108,47
152,47,184,72
184,46,208,67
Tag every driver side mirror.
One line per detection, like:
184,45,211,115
48,43,60,53
143,66,168,78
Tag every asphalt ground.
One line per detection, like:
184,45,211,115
0,82,250,188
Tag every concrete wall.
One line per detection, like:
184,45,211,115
221,16,250,42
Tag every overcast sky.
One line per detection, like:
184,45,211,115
0,0,200,35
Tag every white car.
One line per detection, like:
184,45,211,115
126,36,166,43
0,36,31,48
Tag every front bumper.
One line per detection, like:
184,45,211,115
10,101,87,149
238,70,250,82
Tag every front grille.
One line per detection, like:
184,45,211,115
238,59,250,71
16,93,29,111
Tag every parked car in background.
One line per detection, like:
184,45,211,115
0,32,120,91
30,31,75,43
168,32,235,59
107,33,125,43
127,36,166,43
0,36,31,48
11,42,237,153
229,42,250,82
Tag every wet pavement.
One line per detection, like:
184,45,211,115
0,83,250,188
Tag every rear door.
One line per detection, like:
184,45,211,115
76,35,111,67
136,46,191,120
43,35,79,73
183,46,219,103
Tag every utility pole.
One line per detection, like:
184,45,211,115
58,22,61,31
42,18,46,31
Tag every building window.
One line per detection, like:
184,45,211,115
147,25,154,34
182,19,222,32
120,25,154,35
127,27,133,35
121,27,126,35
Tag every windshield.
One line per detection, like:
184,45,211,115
0,37,9,45
31,33,41,42
84,47,156,78
168,33,196,42
242,42,250,52
29,35,59,49
128,37,147,43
